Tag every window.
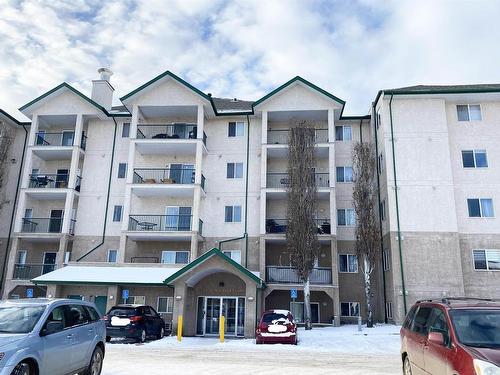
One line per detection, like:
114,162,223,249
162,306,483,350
457,104,482,121
335,126,352,141
127,296,145,304
223,250,241,264
411,306,432,335
67,305,89,327
337,209,355,226
225,205,242,222
467,198,494,218
428,308,450,346
157,297,174,313
340,302,360,317
107,249,117,263
336,167,353,183
117,163,127,178
113,205,122,222
227,162,243,179
339,254,358,273
122,123,130,138
16,250,27,265
462,150,488,168
161,251,189,264
383,249,391,271
386,302,393,319
380,200,386,221
378,153,384,173
473,249,500,271
228,122,244,137
84,306,100,322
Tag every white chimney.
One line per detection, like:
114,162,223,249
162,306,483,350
91,68,114,110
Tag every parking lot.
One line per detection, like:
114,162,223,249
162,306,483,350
101,325,402,374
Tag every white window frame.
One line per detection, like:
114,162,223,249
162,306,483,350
107,249,118,263
289,301,320,323
336,166,353,183
457,104,482,122
335,125,352,141
223,250,241,264
228,122,244,137
472,249,500,271
340,302,360,317
113,205,123,222
225,205,242,223
117,163,127,178
339,254,358,273
157,296,174,313
227,162,244,179
127,296,145,305
161,250,190,265
462,150,488,168
383,248,391,271
337,208,355,226
467,198,495,218
17,250,27,265
122,122,130,138
386,302,393,319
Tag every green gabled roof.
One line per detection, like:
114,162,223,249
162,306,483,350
163,247,266,288
252,76,345,109
120,70,212,103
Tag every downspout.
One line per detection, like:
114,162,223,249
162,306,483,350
0,124,28,295
218,115,251,268
372,105,388,323
76,116,118,261
359,118,363,142
388,95,408,314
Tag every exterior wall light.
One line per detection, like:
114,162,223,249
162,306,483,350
247,296,254,301
176,295,182,300
109,295,114,300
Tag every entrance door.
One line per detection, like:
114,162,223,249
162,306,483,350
222,298,237,336
94,296,108,316
62,131,74,146
43,252,57,274
56,169,69,188
201,297,240,336
205,298,221,335
49,210,63,233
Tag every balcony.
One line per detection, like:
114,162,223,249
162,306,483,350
28,173,81,193
267,129,328,145
13,263,56,280
266,266,332,285
135,123,207,155
32,132,87,160
130,257,160,264
266,173,330,189
127,214,198,241
131,168,204,197
266,218,331,234
20,218,75,235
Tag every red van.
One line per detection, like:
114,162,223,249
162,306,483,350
400,298,500,374
256,310,297,345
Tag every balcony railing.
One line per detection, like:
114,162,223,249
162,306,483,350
13,263,56,280
130,257,159,264
128,215,192,232
267,129,329,144
29,173,69,189
21,218,62,233
133,168,195,185
34,132,87,150
266,266,332,284
266,172,330,188
266,218,331,234
136,123,197,139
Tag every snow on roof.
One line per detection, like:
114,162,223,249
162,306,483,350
273,309,291,315
32,265,181,285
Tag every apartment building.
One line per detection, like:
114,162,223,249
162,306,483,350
1,69,498,336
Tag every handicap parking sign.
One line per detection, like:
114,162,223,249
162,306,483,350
26,288,33,298
290,288,298,299
122,289,129,300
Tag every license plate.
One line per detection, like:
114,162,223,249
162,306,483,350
111,317,130,327
268,325,287,333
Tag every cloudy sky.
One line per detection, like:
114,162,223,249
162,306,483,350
1,0,500,120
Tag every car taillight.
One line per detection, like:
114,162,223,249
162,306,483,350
101,315,109,321
259,324,268,332
130,316,143,323
287,324,295,332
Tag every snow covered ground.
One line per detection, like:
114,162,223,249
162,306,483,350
101,324,402,374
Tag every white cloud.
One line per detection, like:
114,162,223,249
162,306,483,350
1,0,500,120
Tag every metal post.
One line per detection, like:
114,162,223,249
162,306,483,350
177,315,183,342
220,315,225,343
358,315,362,331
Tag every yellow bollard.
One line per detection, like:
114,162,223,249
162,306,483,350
219,315,225,343
177,315,183,342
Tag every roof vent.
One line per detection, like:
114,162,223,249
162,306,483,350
207,93,212,97
231,98,238,102
98,67,113,82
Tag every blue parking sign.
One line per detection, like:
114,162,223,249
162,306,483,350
26,288,33,298
122,289,129,300
290,288,297,299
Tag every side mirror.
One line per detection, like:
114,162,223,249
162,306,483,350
40,321,63,336
428,331,445,346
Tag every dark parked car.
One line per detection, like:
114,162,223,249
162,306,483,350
103,304,165,343
400,297,500,375
256,310,297,345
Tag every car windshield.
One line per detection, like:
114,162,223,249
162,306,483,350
108,308,137,317
0,305,46,333
450,309,500,348
262,313,289,324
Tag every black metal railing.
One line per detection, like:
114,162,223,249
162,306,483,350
21,218,62,233
34,132,87,149
136,123,197,139
29,173,69,189
267,129,329,144
266,218,331,234
130,257,159,264
266,172,329,188
203,131,207,146
266,266,332,284
201,174,206,190
128,215,192,231
198,219,203,235
133,168,195,184
13,263,56,280
75,176,82,191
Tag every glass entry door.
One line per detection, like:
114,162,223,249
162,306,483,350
199,297,244,336
205,297,221,335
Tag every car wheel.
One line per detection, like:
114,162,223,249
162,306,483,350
105,336,111,343
157,327,164,340
137,329,146,343
86,346,104,375
403,356,412,375
10,362,30,375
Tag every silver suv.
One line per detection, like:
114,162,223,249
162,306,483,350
0,298,106,375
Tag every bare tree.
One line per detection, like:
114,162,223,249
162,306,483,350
286,121,320,330
0,123,14,211
352,142,380,328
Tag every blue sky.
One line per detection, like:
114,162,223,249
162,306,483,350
1,0,500,120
